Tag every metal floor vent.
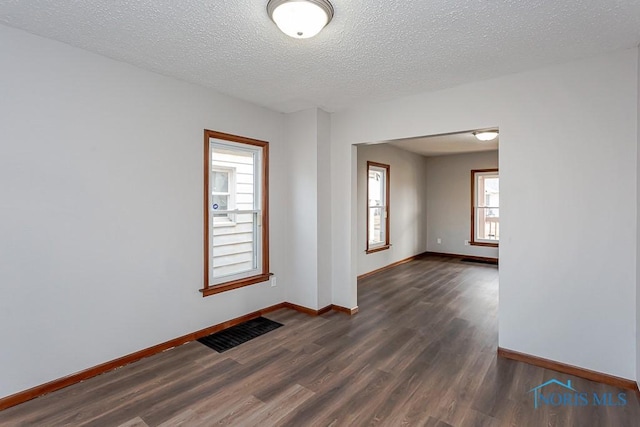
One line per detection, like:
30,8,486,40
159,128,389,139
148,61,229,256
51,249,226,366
197,317,283,353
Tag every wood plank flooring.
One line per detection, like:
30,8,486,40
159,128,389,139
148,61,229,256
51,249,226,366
1,255,639,426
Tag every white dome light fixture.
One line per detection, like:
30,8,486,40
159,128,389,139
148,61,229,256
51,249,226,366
473,130,499,141
267,0,334,39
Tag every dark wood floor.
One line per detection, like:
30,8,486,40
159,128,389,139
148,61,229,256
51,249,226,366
2,256,639,426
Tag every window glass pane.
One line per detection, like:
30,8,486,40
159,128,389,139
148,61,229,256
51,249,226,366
368,207,384,244
212,171,229,193
368,170,383,206
476,208,499,240
209,139,262,285
484,177,499,207
476,176,484,207
212,146,256,210
212,212,258,278
212,195,229,214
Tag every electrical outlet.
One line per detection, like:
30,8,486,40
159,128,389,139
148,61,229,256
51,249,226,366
437,238,442,244
271,276,277,287
464,240,470,246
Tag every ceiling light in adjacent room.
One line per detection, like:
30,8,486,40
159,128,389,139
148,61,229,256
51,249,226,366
473,130,499,141
267,0,334,39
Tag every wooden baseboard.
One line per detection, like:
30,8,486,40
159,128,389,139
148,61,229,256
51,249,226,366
357,252,428,280
284,302,358,316
331,305,359,315
283,302,330,316
357,250,498,281
0,300,358,411
424,251,498,265
497,347,639,392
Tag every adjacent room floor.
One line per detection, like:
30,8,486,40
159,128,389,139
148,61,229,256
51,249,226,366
1,256,638,426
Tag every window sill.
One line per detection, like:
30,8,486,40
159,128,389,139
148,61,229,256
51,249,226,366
366,244,391,254
470,241,499,248
200,273,273,297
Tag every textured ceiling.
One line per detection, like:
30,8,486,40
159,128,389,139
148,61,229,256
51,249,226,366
388,131,498,157
1,1,639,113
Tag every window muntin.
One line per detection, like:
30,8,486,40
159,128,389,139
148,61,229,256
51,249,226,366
202,130,270,297
366,162,390,253
471,169,499,246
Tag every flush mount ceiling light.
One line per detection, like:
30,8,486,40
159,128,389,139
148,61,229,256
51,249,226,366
473,130,499,141
267,0,334,39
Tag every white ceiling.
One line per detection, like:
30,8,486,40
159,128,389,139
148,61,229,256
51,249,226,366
388,131,498,157
1,1,639,113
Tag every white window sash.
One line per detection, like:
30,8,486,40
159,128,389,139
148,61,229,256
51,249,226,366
209,139,263,285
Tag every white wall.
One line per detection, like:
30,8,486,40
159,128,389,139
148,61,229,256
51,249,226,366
356,144,428,276
332,48,639,380
426,151,499,258
0,25,289,399
317,109,333,308
284,109,319,309
283,107,333,310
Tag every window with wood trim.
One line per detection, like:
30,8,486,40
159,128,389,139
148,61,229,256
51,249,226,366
202,130,270,297
471,169,499,247
366,161,390,253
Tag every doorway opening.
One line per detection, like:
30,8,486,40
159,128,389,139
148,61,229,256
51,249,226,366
355,128,499,282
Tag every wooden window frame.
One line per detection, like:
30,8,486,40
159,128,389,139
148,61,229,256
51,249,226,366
470,168,499,248
366,161,391,254
201,130,271,297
